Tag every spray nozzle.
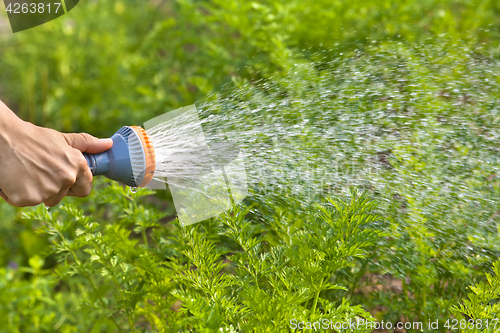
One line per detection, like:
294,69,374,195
84,126,156,187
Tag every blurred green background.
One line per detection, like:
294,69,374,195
1,0,500,331
1,0,499,136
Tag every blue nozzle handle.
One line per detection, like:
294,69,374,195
84,127,137,187
84,152,110,176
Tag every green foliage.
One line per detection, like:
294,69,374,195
15,185,380,331
451,261,500,333
0,264,116,332
1,0,500,135
2,0,500,331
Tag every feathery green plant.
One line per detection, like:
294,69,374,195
19,185,382,331
451,261,500,333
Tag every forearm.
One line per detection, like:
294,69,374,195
0,101,24,140
0,101,24,147
0,100,22,122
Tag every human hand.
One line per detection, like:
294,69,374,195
0,102,112,207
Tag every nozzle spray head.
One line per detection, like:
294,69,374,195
84,126,156,187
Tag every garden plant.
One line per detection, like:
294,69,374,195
1,0,500,332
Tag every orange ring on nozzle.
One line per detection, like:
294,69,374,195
130,126,156,187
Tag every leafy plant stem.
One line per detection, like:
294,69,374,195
348,258,371,300
48,222,125,332
85,274,125,333
312,278,325,314
61,241,124,333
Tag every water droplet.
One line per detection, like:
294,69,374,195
130,187,138,193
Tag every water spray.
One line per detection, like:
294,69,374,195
84,126,156,188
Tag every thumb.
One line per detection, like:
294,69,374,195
63,133,113,154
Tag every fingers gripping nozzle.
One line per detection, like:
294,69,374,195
84,126,156,188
